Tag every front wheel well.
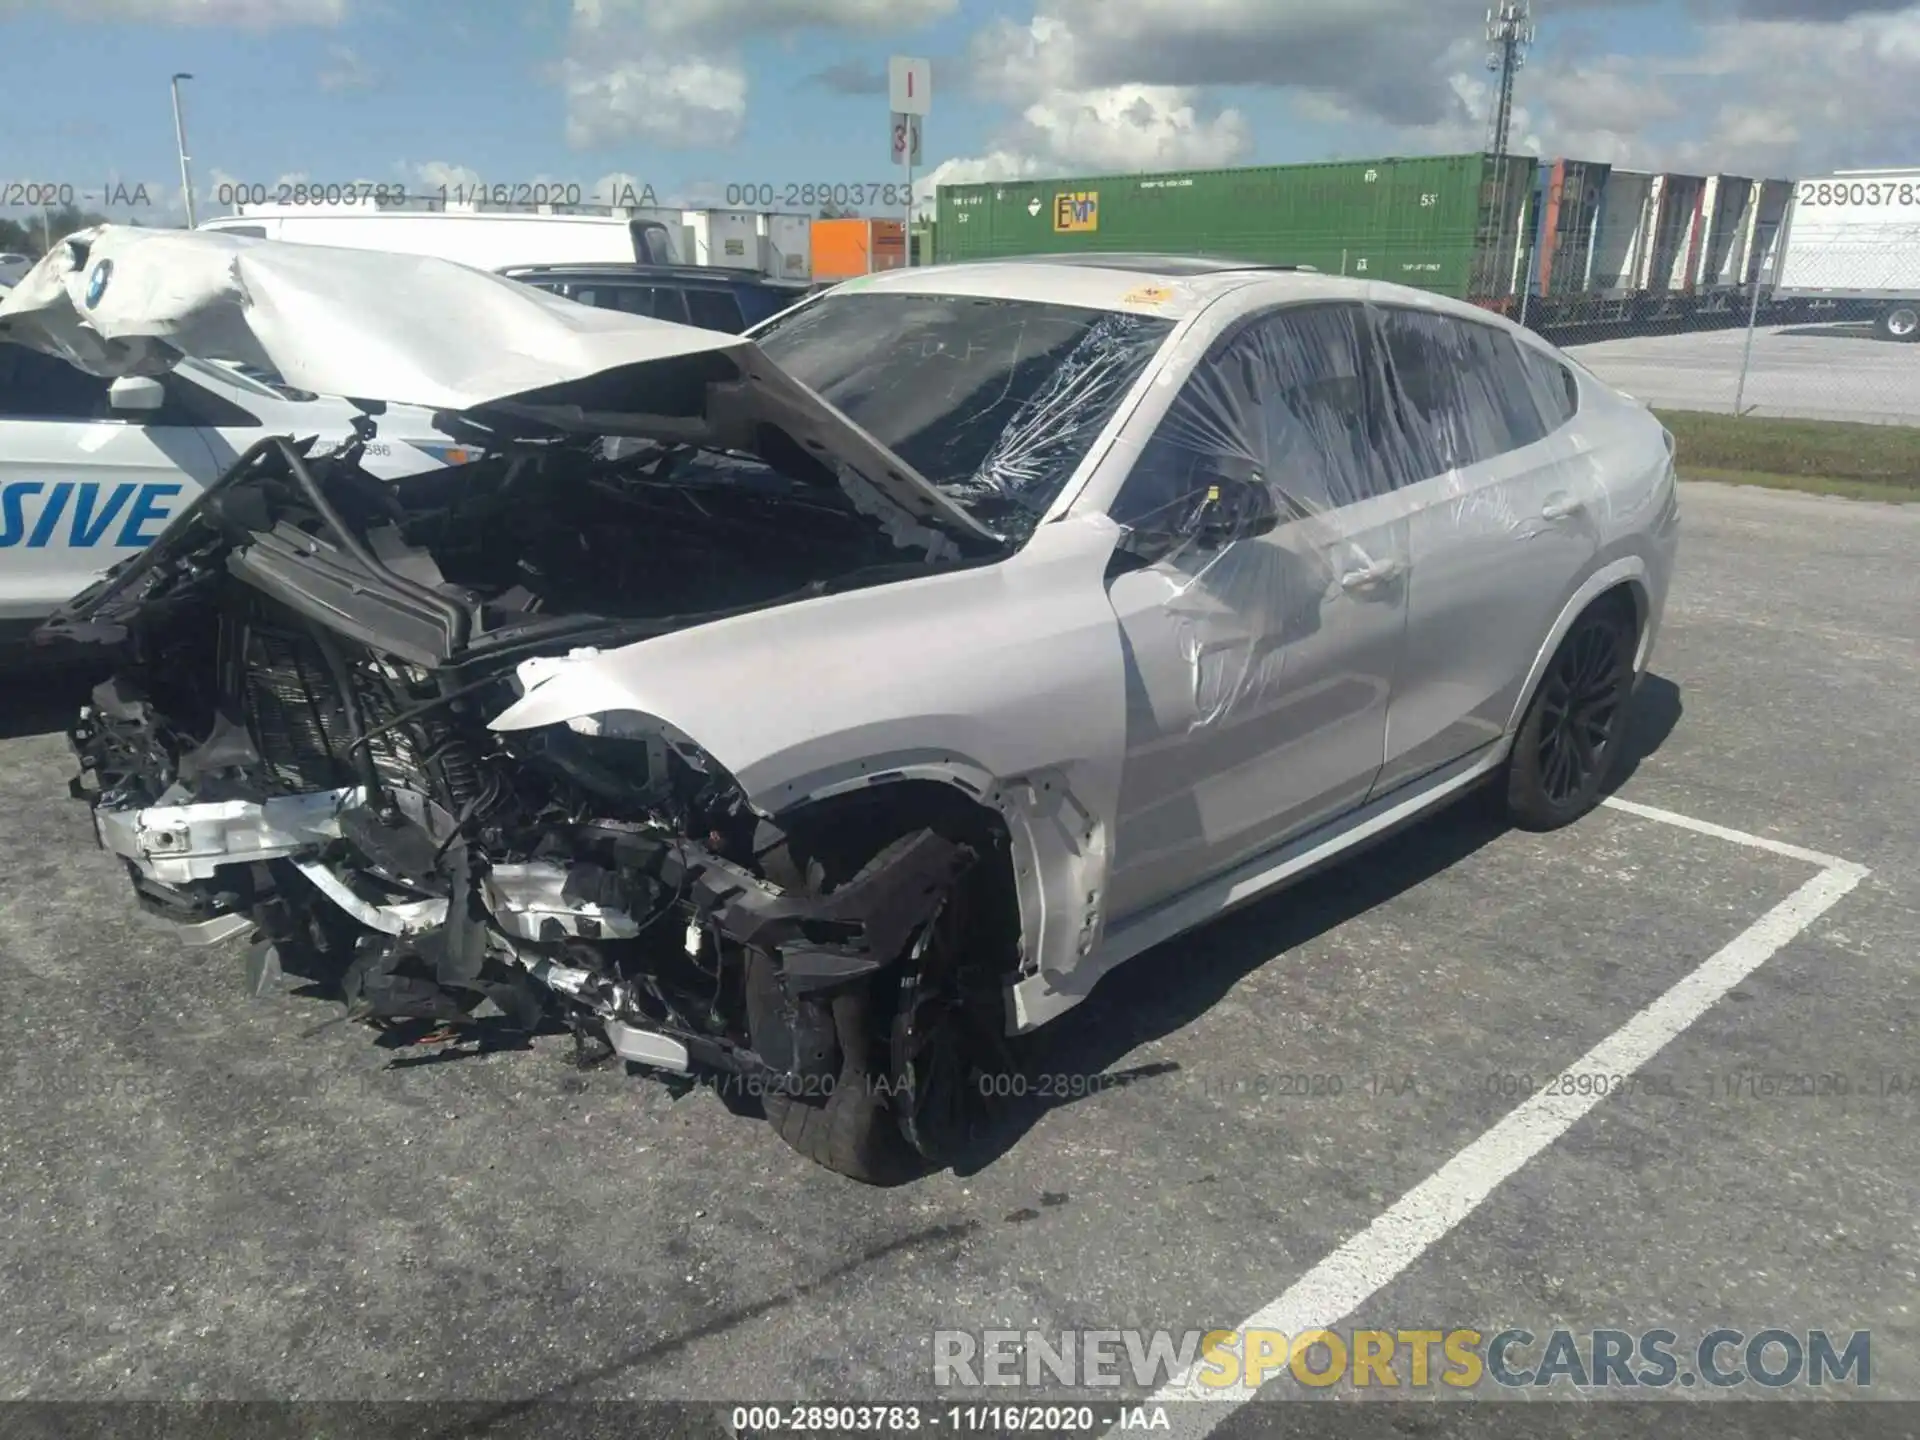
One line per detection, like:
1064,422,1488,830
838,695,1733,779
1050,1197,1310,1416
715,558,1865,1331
765,777,1025,980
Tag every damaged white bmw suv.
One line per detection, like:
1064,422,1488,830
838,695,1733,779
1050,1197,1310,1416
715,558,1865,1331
0,227,1677,1182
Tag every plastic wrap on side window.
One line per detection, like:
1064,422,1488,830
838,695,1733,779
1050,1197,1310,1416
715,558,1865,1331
1113,303,1414,545
1374,306,1555,500
1113,303,1411,731
949,313,1168,514
1111,303,1561,734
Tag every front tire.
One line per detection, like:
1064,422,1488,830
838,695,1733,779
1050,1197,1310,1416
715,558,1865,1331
1504,600,1637,831
762,1053,915,1185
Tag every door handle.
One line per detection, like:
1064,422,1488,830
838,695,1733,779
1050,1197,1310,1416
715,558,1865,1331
1340,557,1405,592
1540,493,1583,521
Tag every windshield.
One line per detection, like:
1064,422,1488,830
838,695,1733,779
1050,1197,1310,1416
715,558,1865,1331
755,292,1173,535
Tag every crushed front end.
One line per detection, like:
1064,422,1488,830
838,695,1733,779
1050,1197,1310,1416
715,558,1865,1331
49,426,1005,1176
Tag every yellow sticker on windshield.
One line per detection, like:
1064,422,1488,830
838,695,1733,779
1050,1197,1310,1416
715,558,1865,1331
1122,284,1174,306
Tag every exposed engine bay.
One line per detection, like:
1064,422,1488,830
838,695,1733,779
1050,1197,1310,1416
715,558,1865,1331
51,426,1017,1179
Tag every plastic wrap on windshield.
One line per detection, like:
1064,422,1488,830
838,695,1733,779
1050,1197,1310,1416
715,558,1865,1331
758,296,1171,544
945,313,1170,519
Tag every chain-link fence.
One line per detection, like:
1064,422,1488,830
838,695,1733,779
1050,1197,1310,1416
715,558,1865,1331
1513,239,1919,429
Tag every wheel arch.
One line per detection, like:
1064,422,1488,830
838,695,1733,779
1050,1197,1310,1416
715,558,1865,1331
1503,556,1653,737
765,764,1096,1035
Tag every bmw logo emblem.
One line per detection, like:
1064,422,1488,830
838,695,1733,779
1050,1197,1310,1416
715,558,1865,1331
84,258,113,309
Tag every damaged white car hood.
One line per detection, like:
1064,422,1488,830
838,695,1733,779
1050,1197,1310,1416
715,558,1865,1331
0,225,998,553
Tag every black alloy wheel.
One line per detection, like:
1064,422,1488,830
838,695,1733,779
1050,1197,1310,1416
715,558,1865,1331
1505,602,1637,830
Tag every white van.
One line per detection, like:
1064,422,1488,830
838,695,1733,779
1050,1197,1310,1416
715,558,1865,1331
199,206,682,270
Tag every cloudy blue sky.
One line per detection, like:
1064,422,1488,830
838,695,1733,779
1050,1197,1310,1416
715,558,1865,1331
2,0,1916,225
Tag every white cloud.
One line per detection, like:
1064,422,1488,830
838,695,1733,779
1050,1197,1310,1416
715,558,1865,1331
1505,9,1920,173
934,6,1253,182
558,0,953,151
619,0,956,40
936,0,1920,188
403,160,482,195
562,55,749,149
917,152,1047,190
1019,85,1249,170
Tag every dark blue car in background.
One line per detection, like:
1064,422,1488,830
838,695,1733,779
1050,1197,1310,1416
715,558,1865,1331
499,263,813,334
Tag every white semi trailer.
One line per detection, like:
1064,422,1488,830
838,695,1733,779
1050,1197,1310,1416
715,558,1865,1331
199,201,817,285
199,201,686,270
1770,167,1920,341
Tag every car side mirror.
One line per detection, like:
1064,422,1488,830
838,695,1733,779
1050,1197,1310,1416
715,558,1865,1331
1193,476,1281,547
107,375,166,416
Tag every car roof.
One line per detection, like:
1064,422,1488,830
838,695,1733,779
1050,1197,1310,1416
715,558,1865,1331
829,255,1517,328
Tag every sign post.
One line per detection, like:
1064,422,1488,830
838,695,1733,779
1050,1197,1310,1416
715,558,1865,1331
889,55,930,265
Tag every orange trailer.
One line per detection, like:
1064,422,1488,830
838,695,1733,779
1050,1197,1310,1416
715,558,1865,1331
811,218,907,282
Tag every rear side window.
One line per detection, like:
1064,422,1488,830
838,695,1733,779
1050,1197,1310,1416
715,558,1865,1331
734,287,801,329
567,285,655,315
1519,345,1580,427
649,288,690,325
684,288,746,333
1374,308,1550,478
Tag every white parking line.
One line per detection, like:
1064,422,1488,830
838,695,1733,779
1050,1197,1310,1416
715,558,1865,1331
1599,796,1870,875
1127,799,1871,1437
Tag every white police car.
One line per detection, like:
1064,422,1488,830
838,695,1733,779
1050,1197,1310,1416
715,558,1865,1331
0,276,469,659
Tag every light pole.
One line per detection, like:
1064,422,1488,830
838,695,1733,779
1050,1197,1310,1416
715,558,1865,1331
171,72,197,229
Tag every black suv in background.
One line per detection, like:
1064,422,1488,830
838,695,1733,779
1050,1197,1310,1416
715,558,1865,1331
499,263,813,334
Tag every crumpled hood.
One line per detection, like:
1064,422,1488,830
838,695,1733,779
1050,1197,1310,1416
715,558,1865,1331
0,225,999,552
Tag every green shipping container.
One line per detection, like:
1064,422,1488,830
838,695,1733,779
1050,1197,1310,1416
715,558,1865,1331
934,152,1538,302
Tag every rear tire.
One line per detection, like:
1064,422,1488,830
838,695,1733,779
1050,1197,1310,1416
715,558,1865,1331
1874,304,1919,343
1504,599,1637,831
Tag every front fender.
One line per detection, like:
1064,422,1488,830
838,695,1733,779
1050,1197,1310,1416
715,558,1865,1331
488,512,1133,1016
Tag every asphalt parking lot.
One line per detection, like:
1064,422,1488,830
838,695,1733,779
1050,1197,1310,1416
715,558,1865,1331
1,481,1915,1434
1564,322,1920,425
